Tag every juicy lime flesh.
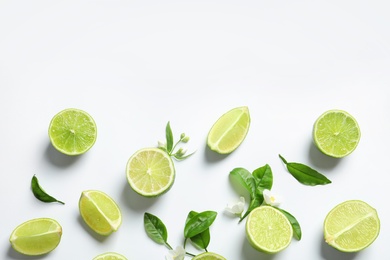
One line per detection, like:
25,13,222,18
126,148,175,197
49,108,97,155
324,200,380,252
93,252,128,260
79,190,122,236
207,106,250,154
313,110,360,158
9,218,62,256
192,252,226,260
246,206,292,253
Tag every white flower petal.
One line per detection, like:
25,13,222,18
263,189,282,207
225,196,245,215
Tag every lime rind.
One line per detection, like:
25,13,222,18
313,109,360,158
324,200,380,252
192,252,226,260
93,252,128,260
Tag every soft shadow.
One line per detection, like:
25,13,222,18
44,142,81,168
77,215,109,243
204,144,231,163
320,235,358,260
120,181,158,211
308,141,341,170
7,246,49,259
241,237,276,260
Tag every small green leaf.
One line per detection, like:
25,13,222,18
31,175,64,204
252,164,273,191
230,168,256,196
239,196,262,222
184,211,217,238
279,154,331,186
185,211,211,250
144,212,168,245
165,121,174,153
276,208,302,240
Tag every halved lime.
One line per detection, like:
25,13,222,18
9,218,62,256
246,206,292,254
79,190,122,236
207,106,250,154
324,200,380,252
313,109,360,158
48,108,97,155
192,252,226,260
93,252,128,260
126,148,175,197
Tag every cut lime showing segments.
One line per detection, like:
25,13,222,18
9,218,62,256
246,206,292,254
48,108,97,155
192,252,226,260
79,190,122,236
324,200,380,252
93,252,128,260
313,109,360,158
207,106,250,154
126,148,175,197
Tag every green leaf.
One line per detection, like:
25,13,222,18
276,208,302,240
279,154,331,186
230,168,256,196
239,196,262,222
184,211,217,238
165,121,174,153
144,212,168,245
185,211,211,250
31,175,65,204
252,164,273,191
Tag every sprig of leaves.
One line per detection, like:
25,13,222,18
279,154,331,186
158,121,195,161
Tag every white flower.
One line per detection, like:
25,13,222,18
263,189,282,207
225,196,245,216
165,246,185,260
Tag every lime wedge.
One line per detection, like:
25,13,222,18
93,252,128,260
48,108,97,155
207,106,250,154
192,252,226,260
126,147,175,197
324,200,380,252
9,218,62,256
79,190,122,236
313,109,360,158
246,206,292,254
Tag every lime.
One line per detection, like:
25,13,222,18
126,147,175,197
192,252,226,260
79,190,122,236
313,109,360,158
48,108,97,155
93,252,128,260
207,106,250,154
324,200,380,252
246,206,292,254
9,218,62,256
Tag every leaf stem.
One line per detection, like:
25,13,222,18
165,242,173,250
278,154,288,164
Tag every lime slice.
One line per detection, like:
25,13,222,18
246,206,293,254
48,108,97,155
207,106,250,154
192,252,226,260
324,200,380,252
313,109,360,158
126,147,175,197
79,190,122,236
9,218,62,256
93,252,128,260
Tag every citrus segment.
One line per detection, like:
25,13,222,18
246,206,292,254
313,109,360,158
126,147,175,197
79,190,122,236
9,218,62,256
207,106,250,154
324,200,380,252
48,108,97,155
93,252,128,260
192,252,226,260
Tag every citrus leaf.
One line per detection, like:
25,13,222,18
184,211,217,238
165,121,174,153
31,175,65,204
252,164,273,191
185,211,211,250
230,168,256,197
144,212,168,245
276,208,302,240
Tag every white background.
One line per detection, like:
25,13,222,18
1,1,390,259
